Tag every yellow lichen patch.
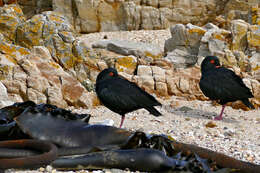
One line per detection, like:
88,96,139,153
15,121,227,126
4,54,17,64
0,65,13,80
48,61,61,69
0,42,30,61
17,47,30,55
61,55,78,69
92,95,101,107
12,5,23,15
252,65,260,71
0,43,16,54
49,15,63,23
212,33,225,41
29,21,44,33
247,31,260,48
188,28,206,35
115,56,137,73
251,6,260,25
145,51,162,59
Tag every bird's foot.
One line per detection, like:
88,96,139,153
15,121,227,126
214,116,223,120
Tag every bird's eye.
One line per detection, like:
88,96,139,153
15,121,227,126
109,72,114,76
210,60,215,64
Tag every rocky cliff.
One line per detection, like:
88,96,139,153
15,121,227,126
0,1,259,110
1,0,259,33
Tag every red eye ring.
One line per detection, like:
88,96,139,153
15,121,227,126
210,60,215,64
109,72,114,76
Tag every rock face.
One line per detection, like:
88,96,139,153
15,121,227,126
93,39,162,61
3,0,255,34
16,11,77,69
0,4,25,42
164,24,206,68
0,3,259,110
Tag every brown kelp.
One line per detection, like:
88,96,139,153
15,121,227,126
0,102,259,172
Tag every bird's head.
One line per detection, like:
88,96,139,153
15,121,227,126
201,56,221,74
96,67,118,83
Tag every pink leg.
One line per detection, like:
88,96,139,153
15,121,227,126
214,104,226,120
119,115,125,128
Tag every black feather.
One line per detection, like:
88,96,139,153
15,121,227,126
96,68,162,126
199,56,254,108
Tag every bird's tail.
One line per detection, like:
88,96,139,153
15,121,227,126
242,99,255,109
146,106,162,117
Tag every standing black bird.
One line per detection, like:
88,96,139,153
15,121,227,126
199,56,255,120
96,68,162,128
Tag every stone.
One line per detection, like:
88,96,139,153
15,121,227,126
0,4,25,42
0,81,9,101
164,23,206,67
249,52,260,81
7,93,23,103
155,82,168,96
0,54,16,80
0,100,14,108
164,24,187,53
250,5,260,25
94,39,162,60
166,74,182,96
18,0,52,18
115,55,137,75
16,11,77,69
1,80,27,97
72,39,100,83
98,0,123,32
137,65,153,76
52,0,74,27
92,40,111,49
151,66,166,83
60,75,87,106
136,75,155,93
119,2,141,30
164,49,197,68
247,25,260,51
230,20,249,51
0,41,30,62
251,79,260,101
27,76,50,93
73,0,100,33
11,0,259,34
224,0,250,22
17,48,91,108
46,86,68,108
159,0,172,8
137,65,154,93
197,27,231,66
78,91,100,108
140,6,161,30
27,88,47,104
165,67,204,100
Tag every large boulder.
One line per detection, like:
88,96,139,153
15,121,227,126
50,0,259,33
0,4,25,42
16,11,77,69
247,25,260,52
93,39,163,61
164,24,206,68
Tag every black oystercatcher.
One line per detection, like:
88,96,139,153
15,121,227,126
96,68,162,128
199,56,255,120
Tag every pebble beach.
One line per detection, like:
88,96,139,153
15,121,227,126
6,29,260,173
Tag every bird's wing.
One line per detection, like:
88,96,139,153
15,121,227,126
199,68,253,101
97,77,160,113
116,77,161,106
